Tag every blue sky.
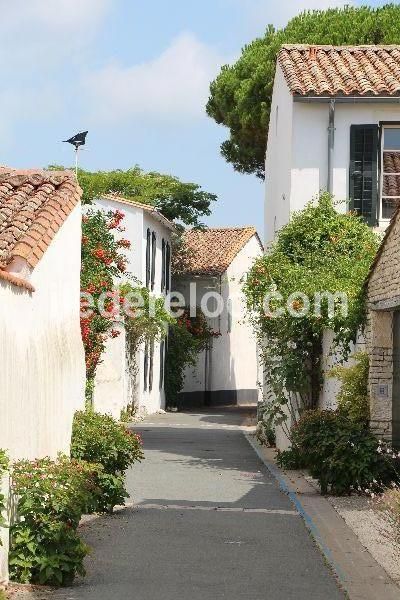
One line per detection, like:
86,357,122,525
1,0,389,236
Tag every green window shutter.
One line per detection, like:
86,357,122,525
151,231,156,291
145,228,151,288
349,124,379,226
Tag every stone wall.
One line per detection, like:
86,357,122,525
366,210,400,441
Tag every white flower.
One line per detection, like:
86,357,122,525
19,516,25,522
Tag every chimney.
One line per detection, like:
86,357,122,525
309,46,317,61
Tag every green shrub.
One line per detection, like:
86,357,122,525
71,411,144,511
329,352,370,422
9,457,98,586
283,410,398,495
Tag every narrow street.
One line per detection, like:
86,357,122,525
45,407,344,600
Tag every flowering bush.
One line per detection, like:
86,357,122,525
380,486,400,541
81,209,129,387
71,411,144,512
9,457,100,586
244,193,378,434
278,410,400,495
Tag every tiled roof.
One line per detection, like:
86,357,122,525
176,227,260,276
278,45,400,97
0,168,81,290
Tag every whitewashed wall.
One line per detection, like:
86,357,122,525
177,235,263,405
265,67,400,246
265,64,293,245
93,198,171,417
0,204,85,461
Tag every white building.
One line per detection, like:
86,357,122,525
264,45,400,447
93,194,174,418
0,168,86,585
265,44,400,245
0,168,85,461
174,227,263,407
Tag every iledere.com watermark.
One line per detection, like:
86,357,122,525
80,283,348,321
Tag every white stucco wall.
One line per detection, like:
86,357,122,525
177,234,263,404
265,64,293,246
290,101,400,221
265,69,400,247
93,198,171,417
0,203,85,461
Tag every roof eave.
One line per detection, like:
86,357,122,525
293,94,400,103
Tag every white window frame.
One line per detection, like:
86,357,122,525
380,124,400,222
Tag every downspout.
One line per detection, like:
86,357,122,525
327,99,335,194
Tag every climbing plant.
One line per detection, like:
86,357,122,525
165,309,219,409
80,208,128,398
243,193,378,436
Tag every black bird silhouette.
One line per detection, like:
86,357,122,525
63,131,88,150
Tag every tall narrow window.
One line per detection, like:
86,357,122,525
159,340,165,389
145,228,151,288
165,242,171,294
161,239,166,292
349,124,378,226
143,343,149,391
151,231,156,291
381,126,400,220
149,340,154,392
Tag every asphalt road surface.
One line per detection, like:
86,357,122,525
47,408,344,600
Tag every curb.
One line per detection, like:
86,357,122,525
245,433,400,600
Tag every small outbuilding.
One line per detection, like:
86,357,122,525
173,226,263,407
0,168,86,461
366,203,400,447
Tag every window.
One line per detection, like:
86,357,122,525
165,242,171,294
349,125,378,226
161,239,166,292
145,228,151,288
151,232,156,291
380,126,400,220
159,340,165,389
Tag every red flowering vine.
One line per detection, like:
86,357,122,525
81,209,129,383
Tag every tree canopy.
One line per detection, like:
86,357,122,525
49,165,216,227
206,4,400,179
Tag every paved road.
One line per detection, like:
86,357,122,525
50,408,344,600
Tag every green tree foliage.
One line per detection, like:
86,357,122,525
207,4,400,178
243,193,378,430
49,165,216,227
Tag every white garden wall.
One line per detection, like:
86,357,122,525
0,204,85,461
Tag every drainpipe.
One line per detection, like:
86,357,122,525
327,99,335,194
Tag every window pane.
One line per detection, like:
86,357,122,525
382,197,398,219
384,128,400,150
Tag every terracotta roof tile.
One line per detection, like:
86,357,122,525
0,168,82,283
278,45,400,97
175,227,261,276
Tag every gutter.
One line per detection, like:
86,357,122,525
294,95,400,104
